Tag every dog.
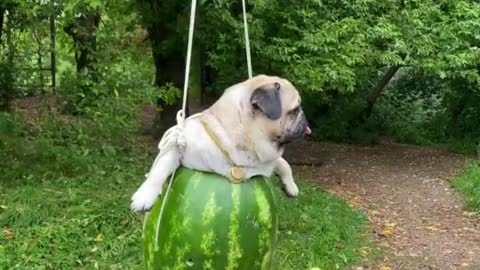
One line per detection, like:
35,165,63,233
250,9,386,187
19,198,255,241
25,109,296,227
131,74,311,212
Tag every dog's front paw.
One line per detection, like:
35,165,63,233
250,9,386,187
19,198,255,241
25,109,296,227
283,182,299,198
130,184,161,212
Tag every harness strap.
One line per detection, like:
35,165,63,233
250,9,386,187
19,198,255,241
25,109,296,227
201,120,246,183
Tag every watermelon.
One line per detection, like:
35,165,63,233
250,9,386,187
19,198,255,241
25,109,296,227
142,167,279,270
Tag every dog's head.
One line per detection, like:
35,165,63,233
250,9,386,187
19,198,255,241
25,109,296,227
249,75,311,147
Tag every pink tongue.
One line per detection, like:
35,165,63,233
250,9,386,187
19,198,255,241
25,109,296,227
306,127,312,135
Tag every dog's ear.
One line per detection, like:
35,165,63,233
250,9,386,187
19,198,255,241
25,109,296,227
250,82,282,120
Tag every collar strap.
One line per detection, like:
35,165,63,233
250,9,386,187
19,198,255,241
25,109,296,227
200,120,246,183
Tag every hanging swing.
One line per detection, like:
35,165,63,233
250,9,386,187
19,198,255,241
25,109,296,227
141,0,279,269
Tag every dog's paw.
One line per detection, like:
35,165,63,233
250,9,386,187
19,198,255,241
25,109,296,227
130,184,161,212
283,182,299,198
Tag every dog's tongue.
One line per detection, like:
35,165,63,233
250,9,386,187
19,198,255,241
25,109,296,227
306,127,312,135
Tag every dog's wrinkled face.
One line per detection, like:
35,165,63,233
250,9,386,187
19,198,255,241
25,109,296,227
250,79,311,147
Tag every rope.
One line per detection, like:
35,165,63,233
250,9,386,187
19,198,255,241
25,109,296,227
153,0,197,249
241,0,253,78
152,0,253,243
180,0,198,126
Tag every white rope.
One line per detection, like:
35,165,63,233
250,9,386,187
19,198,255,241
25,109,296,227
241,0,253,78
180,0,198,126
152,0,197,248
151,0,253,243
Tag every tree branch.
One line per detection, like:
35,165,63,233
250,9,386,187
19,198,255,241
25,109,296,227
365,66,401,117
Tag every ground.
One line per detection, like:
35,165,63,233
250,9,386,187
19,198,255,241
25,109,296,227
4,99,479,269
285,141,480,270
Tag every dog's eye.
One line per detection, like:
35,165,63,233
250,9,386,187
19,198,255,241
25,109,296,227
289,107,300,115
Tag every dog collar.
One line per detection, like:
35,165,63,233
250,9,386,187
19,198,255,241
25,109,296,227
200,120,246,184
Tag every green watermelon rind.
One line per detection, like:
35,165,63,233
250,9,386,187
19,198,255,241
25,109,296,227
142,167,279,270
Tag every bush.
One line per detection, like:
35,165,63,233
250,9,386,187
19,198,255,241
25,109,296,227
0,62,16,110
302,88,382,145
453,163,480,210
58,47,182,134
303,68,480,154
373,69,480,154
374,73,447,145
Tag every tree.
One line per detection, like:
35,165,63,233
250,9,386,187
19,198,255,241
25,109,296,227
0,0,18,110
63,1,102,82
0,6,4,44
0,0,15,45
135,0,191,136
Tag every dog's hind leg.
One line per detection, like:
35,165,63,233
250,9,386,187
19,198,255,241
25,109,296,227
274,157,299,197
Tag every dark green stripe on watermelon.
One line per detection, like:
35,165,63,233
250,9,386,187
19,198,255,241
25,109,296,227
142,167,278,270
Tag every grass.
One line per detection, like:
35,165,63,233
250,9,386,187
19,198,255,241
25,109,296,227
0,110,375,269
274,184,376,269
453,163,480,211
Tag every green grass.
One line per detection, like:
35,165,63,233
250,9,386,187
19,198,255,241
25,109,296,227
0,111,375,269
274,184,376,269
453,163,480,211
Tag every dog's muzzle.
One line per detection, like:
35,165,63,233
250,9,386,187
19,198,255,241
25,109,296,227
280,115,311,145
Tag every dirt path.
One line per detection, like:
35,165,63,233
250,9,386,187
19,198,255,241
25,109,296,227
285,141,480,270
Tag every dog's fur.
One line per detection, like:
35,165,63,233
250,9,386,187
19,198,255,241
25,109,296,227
131,75,310,212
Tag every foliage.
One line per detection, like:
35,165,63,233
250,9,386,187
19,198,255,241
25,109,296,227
59,47,158,119
374,69,448,144
0,111,148,269
373,69,480,154
199,0,480,92
0,111,375,269
0,0,21,109
453,162,480,211
0,62,15,110
189,0,480,152
304,89,381,144
4,0,480,151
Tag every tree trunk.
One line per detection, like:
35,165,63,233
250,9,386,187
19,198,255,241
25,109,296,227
33,30,44,90
446,85,470,137
64,12,101,81
0,10,15,110
148,26,189,139
0,7,4,45
136,0,197,137
365,66,400,117
200,46,217,105
50,14,56,94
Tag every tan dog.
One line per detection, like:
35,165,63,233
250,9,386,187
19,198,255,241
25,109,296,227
131,75,311,212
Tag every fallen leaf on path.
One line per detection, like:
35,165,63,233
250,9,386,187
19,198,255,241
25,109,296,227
384,222,397,228
360,248,369,258
425,226,438,232
379,242,390,248
381,229,394,237
463,211,477,217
